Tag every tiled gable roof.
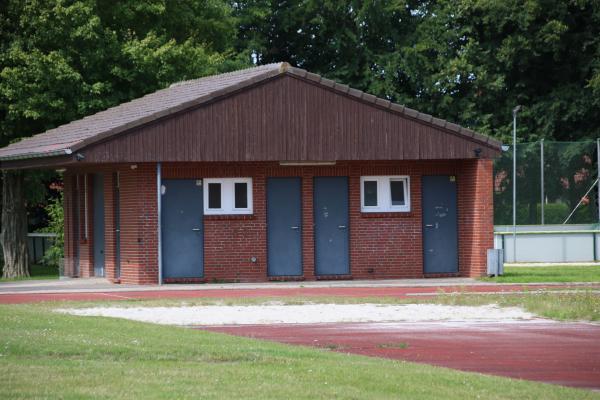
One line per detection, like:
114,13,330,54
0,62,501,161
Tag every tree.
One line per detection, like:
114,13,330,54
232,0,422,90
0,0,244,277
0,171,28,278
234,0,600,143
392,0,600,143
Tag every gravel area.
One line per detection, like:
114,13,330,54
57,303,538,326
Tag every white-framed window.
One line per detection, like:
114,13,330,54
203,178,253,215
360,176,410,212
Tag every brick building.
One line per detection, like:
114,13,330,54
0,63,500,285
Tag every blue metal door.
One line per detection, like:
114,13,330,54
422,176,458,274
267,178,302,276
92,174,105,277
161,179,204,278
314,177,350,275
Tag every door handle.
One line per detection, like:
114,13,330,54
115,229,120,233
290,226,300,230
425,224,434,227
338,225,347,229
192,228,201,232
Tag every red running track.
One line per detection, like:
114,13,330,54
1,283,598,304
203,321,600,390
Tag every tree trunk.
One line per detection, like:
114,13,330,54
1,170,29,278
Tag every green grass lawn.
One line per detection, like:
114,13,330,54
1,303,598,399
480,265,600,283
0,264,58,282
423,290,600,321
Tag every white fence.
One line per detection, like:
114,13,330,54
494,224,599,263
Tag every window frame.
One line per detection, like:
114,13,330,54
360,175,410,213
203,177,253,215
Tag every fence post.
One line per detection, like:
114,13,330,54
540,139,544,225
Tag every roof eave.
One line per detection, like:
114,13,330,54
0,151,76,170
0,148,72,162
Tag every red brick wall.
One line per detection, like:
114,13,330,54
64,160,494,284
164,164,268,282
458,159,495,277
116,164,158,284
64,164,158,284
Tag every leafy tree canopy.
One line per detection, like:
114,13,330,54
0,0,246,147
233,0,600,143
1,0,599,146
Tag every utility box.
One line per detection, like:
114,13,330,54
487,249,504,277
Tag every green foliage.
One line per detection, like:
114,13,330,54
0,0,247,239
2,0,598,147
539,203,568,225
234,0,600,142
0,264,58,281
0,0,246,147
493,140,598,225
233,0,421,91
397,0,600,142
40,192,64,266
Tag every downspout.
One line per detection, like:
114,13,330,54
157,162,163,285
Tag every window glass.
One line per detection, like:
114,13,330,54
390,180,405,206
364,181,378,206
234,182,248,209
361,176,410,212
204,178,252,215
208,183,221,209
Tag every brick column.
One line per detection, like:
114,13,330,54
301,168,315,279
458,159,494,277
103,172,118,282
119,163,159,284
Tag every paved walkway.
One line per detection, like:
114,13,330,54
0,278,598,304
203,321,600,391
0,277,482,293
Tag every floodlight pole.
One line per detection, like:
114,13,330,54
540,139,544,225
512,106,521,263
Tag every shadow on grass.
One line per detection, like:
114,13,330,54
0,264,58,282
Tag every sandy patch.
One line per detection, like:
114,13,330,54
56,303,538,326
